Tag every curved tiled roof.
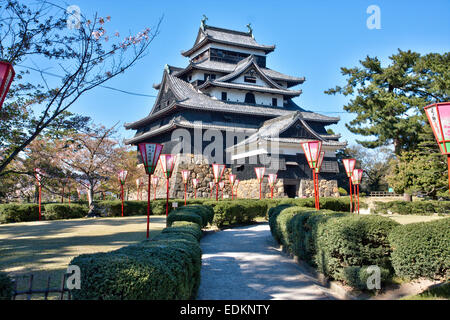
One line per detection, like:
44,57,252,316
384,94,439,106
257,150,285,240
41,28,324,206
182,25,275,57
124,72,339,130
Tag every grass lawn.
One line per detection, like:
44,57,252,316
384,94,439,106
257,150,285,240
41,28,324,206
402,282,450,300
382,214,446,225
0,216,166,299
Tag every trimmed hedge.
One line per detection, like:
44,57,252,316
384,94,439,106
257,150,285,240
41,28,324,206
388,218,450,280
70,206,205,300
44,204,88,220
167,205,214,228
0,203,40,223
268,204,399,289
313,215,399,283
372,200,450,215
0,272,13,300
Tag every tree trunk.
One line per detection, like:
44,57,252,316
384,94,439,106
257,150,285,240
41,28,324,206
88,185,95,206
403,193,412,202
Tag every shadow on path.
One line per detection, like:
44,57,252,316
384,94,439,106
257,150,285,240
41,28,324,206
197,223,337,300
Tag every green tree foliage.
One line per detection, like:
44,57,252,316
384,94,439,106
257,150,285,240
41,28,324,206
386,126,447,198
326,50,449,155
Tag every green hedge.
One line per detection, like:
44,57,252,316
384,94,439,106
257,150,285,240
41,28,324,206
268,204,399,290
0,272,13,300
0,203,40,223
314,215,399,283
167,205,214,228
388,218,450,280
44,204,88,220
372,200,450,215
70,206,205,300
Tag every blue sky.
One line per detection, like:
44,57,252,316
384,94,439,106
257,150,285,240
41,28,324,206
35,0,450,146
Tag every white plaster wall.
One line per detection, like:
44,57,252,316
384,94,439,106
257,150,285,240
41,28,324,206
206,88,283,106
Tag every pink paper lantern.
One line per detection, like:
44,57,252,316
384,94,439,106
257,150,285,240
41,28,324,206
254,167,265,182
425,102,450,155
181,170,190,184
0,60,15,111
212,164,225,183
315,151,325,173
160,154,176,178
192,178,199,188
268,173,277,186
342,159,356,178
351,169,364,185
138,143,163,175
301,141,322,169
118,170,128,185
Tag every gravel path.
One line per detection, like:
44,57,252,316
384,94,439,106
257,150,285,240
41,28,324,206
197,222,338,300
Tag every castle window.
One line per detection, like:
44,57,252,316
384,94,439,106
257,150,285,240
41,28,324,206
244,92,256,104
244,70,257,83
272,98,277,106
204,73,216,81
221,92,227,101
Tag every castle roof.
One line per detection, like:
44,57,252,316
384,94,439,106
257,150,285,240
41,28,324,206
181,25,275,57
125,72,339,131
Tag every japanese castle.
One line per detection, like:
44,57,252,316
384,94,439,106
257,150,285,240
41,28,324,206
125,19,346,198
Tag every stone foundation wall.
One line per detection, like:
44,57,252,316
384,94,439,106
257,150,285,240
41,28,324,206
299,179,339,198
133,154,339,200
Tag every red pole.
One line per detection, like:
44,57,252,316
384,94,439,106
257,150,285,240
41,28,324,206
222,187,224,200
147,175,151,239
447,155,450,193
271,187,274,199
216,184,219,201
259,181,262,200
68,187,71,206
195,188,197,199
121,184,124,217
349,177,353,213
184,183,187,205
312,171,317,210
316,172,320,210
166,178,169,217
354,184,357,213
38,184,42,221
357,184,360,214
61,185,64,203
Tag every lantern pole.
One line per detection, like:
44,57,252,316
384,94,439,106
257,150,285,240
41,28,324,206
357,184,360,214
147,174,151,238
38,183,42,221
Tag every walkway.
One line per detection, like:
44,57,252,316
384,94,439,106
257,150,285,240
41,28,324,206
197,222,338,300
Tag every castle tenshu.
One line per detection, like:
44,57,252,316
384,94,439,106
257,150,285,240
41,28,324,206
124,19,347,199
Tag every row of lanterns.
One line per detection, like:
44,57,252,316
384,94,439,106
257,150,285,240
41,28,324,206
301,141,363,213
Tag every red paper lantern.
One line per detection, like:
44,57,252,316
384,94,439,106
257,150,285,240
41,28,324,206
0,60,15,111
268,173,277,199
139,143,163,175
425,102,450,155
234,179,240,199
301,141,323,210
351,169,363,185
181,170,190,184
181,170,190,205
192,178,199,199
254,167,265,199
301,141,322,169
219,181,225,199
315,151,325,174
212,164,225,183
343,158,357,213
351,169,364,214
137,143,164,238
160,154,176,220
342,159,356,177
212,164,225,201
151,176,159,200
160,154,176,179
209,181,215,199
118,170,128,185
